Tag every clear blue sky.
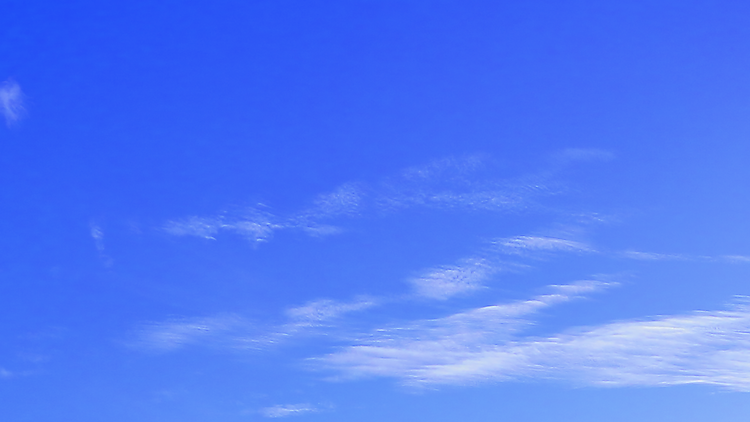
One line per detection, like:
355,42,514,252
2,1,750,420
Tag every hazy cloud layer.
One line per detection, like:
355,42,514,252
145,151,750,394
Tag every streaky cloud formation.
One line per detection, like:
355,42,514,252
131,297,377,352
161,155,563,243
286,297,377,325
620,251,694,261
408,258,496,300
531,298,750,390
620,251,750,264
163,207,282,243
133,151,750,398
260,403,319,418
319,287,750,391
132,314,246,352
318,280,616,385
0,78,25,127
493,235,594,257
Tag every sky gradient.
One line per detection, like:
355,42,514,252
2,1,750,421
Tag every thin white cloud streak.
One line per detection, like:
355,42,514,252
409,258,493,300
132,314,246,352
408,258,524,300
620,251,750,264
90,222,114,267
0,78,24,126
163,209,282,243
375,156,558,213
260,403,319,418
286,297,376,325
319,289,750,392
318,280,615,384
493,235,594,256
529,300,750,390
131,297,377,352
619,251,693,261
406,233,592,300
161,155,566,243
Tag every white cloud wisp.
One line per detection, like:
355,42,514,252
260,403,319,418
318,288,750,391
0,78,25,127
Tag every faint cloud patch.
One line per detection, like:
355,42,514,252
1,78,25,127
130,297,377,353
132,314,245,352
90,222,113,267
260,403,319,418
551,148,615,165
164,207,281,244
160,154,570,246
409,258,495,300
286,297,377,326
493,235,593,257
620,251,691,261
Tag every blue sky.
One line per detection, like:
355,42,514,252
2,1,750,420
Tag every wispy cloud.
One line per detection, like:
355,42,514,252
90,222,114,267
132,314,246,352
318,287,750,392
494,235,593,257
1,78,25,127
260,403,319,418
0,367,13,379
163,207,282,243
619,251,693,261
286,297,376,325
409,258,497,300
529,299,750,390
161,155,566,244
620,251,750,264
406,229,597,301
375,156,558,213
131,297,377,353
318,280,616,385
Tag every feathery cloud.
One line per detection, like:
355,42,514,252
260,403,319,418
494,235,593,257
318,280,615,384
318,286,750,391
409,258,496,300
0,78,25,127
620,251,692,261
131,297,377,353
161,155,567,245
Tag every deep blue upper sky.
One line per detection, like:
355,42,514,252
2,1,750,421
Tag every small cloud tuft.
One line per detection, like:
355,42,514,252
0,78,25,127
260,404,319,418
